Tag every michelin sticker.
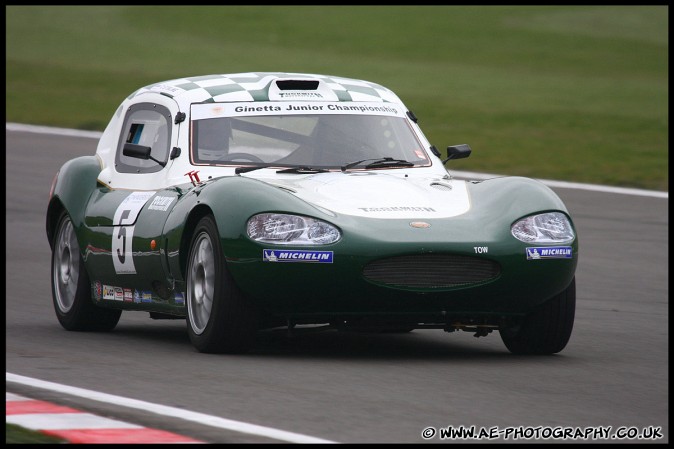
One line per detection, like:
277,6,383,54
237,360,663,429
526,246,573,260
263,249,333,263
112,191,156,274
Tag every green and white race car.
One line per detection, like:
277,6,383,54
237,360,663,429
46,72,578,354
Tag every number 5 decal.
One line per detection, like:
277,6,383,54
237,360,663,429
116,210,131,264
112,191,155,274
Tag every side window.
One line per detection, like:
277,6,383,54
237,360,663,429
115,103,172,173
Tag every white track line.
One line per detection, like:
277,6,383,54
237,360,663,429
450,170,668,199
6,373,338,444
6,122,667,199
7,412,144,430
7,122,103,139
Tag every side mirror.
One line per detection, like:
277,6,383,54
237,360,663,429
123,143,166,167
123,143,151,159
442,144,471,164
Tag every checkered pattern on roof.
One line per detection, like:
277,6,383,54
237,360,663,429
127,72,401,104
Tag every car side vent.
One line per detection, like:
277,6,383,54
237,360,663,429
276,80,320,90
274,185,296,193
430,182,452,191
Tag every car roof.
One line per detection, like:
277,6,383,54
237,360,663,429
126,72,405,107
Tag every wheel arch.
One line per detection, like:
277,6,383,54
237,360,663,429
46,155,101,249
46,197,66,250
178,204,215,279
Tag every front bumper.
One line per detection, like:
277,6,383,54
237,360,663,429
225,217,578,319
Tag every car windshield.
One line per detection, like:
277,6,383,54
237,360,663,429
190,101,430,170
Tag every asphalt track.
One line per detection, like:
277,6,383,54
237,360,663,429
5,127,669,443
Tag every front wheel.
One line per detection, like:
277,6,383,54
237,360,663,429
51,211,121,331
500,278,576,355
186,215,258,353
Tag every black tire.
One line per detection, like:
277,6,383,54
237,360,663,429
186,215,258,353
500,278,576,355
51,211,121,331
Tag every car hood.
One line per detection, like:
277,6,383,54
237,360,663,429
254,171,471,219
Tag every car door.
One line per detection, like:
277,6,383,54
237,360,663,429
81,100,182,306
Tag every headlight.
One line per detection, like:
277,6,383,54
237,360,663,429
511,212,575,243
247,213,341,245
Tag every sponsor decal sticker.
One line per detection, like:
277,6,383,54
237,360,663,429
148,195,175,212
133,290,142,304
141,291,153,303
102,284,115,300
526,246,573,260
93,281,102,301
263,249,333,263
192,101,404,120
149,83,186,96
359,206,436,213
114,287,124,301
278,92,324,99
174,292,185,305
358,206,435,212
123,288,133,302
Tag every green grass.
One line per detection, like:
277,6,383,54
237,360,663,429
5,423,67,444
5,5,668,190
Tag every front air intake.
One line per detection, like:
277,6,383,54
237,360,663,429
363,254,501,289
276,80,320,90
